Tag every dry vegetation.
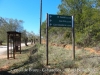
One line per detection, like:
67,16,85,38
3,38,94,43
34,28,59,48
0,44,100,75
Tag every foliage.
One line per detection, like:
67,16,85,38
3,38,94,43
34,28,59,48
0,17,24,42
0,17,36,43
41,0,100,47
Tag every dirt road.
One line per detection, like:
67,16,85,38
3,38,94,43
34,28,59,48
0,42,31,55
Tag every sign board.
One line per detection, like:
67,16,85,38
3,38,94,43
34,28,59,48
48,14,72,27
46,13,75,65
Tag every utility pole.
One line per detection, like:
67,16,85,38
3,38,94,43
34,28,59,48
40,0,42,44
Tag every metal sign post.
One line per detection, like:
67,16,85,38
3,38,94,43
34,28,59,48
45,14,75,65
72,16,75,60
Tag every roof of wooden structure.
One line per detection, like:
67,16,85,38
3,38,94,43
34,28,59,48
7,31,21,34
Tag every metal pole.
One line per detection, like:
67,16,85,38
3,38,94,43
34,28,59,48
46,13,48,65
72,16,75,60
40,0,42,44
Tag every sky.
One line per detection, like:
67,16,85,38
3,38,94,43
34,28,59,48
0,0,61,35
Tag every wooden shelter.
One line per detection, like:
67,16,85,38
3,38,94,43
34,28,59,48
7,31,21,59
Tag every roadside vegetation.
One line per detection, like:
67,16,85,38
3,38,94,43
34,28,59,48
0,17,38,45
0,44,100,75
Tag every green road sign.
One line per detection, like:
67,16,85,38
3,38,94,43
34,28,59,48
48,14,72,27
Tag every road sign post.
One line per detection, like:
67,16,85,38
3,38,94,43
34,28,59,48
72,16,75,60
46,14,75,65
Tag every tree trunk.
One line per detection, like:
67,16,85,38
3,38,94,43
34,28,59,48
25,38,28,46
0,41,2,45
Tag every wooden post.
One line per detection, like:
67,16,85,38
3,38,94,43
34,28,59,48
13,34,15,59
20,33,21,54
40,0,42,44
46,13,49,65
7,34,9,59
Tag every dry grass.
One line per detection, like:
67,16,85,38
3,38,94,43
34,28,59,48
0,44,100,75
0,45,33,69
38,44,100,75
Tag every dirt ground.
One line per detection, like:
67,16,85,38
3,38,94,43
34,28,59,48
42,40,100,54
0,55,6,59
0,41,100,60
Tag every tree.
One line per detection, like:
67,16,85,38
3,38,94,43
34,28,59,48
58,0,100,46
41,21,46,37
41,0,100,46
0,17,24,43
